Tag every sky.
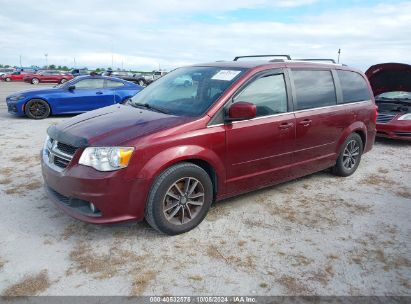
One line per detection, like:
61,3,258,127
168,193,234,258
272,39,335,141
0,0,410,72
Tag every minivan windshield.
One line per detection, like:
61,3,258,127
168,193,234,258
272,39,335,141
129,66,245,116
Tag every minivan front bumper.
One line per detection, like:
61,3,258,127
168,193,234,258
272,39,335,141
41,151,149,224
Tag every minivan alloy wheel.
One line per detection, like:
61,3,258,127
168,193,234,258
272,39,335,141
163,177,205,225
342,140,360,170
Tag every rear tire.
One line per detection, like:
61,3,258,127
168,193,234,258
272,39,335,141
5,77,11,82
138,79,146,86
145,162,213,235
25,99,51,119
60,78,67,84
31,78,39,84
332,133,363,177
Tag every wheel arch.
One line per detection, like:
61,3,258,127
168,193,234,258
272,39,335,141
135,146,225,198
335,122,367,155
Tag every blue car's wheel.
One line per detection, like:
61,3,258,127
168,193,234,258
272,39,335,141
25,99,51,119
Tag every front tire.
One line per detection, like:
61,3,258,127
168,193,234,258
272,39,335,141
60,78,67,84
31,78,39,84
138,79,146,86
332,133,363,177
25,99,51,119
145,162,213,235
5,77,11,82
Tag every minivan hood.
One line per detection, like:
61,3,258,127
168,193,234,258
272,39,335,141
47,105,194,147
365,63,411,96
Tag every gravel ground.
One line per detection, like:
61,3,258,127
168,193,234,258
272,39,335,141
0,82,410,296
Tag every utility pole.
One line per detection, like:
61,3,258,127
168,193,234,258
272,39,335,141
44,53,48,68
337,49,341,63
74,57,76,68
111,54,114,69
19,55,22,67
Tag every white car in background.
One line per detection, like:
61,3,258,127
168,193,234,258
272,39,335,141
0,68,15,76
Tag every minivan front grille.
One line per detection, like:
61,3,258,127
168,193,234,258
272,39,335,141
57,142,78,155
376,113,396,124
43,137,78,172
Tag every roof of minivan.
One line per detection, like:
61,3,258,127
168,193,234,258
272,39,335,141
192,60,349,70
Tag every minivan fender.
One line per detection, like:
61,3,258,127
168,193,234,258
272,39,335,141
335,122,367,155
136,145,226,190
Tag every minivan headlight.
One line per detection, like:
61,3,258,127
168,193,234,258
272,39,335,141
398,114,411,120
79,147,134,171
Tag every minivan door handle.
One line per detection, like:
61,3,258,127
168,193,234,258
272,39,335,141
96,91,103,95
298,119,312,126
278,122,294,130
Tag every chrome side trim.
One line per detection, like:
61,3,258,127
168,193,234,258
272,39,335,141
207,100,373,128
293,99,372,114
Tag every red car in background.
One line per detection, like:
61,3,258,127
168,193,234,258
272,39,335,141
23,70,74,84
1,71,32,82
366,63,411,141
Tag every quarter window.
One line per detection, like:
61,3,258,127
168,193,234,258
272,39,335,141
292,70,336,110
233,74,288,117
337,70,371,103
75,79,105,89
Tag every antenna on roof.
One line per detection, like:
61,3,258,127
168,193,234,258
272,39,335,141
337,49,341,63
233,55,291,61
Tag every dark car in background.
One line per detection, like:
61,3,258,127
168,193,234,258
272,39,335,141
6,75,143,119
23,70,74,84
366,63,411,141
41,57,376,235
107,71,147,86
70,68,89,77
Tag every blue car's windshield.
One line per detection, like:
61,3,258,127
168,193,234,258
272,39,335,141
129,66,245,117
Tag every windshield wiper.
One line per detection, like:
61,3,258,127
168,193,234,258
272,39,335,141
132,102,169,114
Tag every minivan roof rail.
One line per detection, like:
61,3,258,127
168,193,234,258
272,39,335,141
294,58,336,63
234,55,291,61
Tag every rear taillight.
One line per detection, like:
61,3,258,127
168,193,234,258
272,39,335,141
373,105,378,124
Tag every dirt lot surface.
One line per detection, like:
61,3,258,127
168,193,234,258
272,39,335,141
0,82,410,296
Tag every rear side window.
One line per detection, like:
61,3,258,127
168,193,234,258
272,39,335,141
233,74,288,117
106,80,124,88
75,79,105,89
337,70,371,103
292,70,336,110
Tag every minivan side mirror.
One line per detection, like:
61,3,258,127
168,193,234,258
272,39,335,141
68,85,76,91
226,101,257,121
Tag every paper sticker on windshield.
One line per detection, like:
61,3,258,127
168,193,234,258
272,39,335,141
211,70,241,81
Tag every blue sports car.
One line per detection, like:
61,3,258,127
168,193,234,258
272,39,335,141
6,75,143,119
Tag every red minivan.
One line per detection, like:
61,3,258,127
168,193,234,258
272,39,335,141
42,57,377,235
